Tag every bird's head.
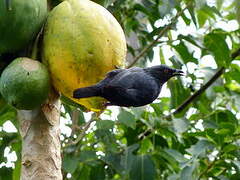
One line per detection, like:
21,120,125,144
145,65,184,83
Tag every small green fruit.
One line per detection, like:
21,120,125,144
0,57,50,110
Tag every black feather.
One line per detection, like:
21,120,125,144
73,65,184,107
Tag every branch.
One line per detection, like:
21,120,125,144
170,48,240,116
198,155,219,180
64,117,96,148
172,67,225,115
126,2,192,68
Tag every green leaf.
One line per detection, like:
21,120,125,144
187,140,213,157
201,67,223,99
172,40,198,64
216,0,224,9
129,155,156,180
222,144,238,154
169,55,183,69
197,9,209,27
96,120,114,130
168,77,191,117
197,4,219,27
102,153,124,173
205,129,225,145
79,151,97,162
178,34,203,49
77,110,85,125
150,103,163,116
204,30,231,67
173,117,189,134
118,110,136,129
151,135,168,148
63,155,79,173
164,149,187,163
159,47,166,64
187,4,197,27
226,64,240,84
0,167,12,180
74,165,91,180
180,160,198,180
12,159,21,180
89,164,105,180
139,138,153,153
181,12,191,25
207,110,238,125
121,144,139,172
158,150,180,172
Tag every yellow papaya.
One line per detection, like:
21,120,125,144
43,0,126,111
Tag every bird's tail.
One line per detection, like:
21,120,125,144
73,85,101,99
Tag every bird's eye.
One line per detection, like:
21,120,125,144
164,69,169,73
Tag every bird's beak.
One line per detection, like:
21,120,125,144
173,69,184,76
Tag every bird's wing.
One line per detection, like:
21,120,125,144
103,83,157,107
96,69,126,87
103,85,142,103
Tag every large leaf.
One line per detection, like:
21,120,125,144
89,164,105,180
118,110,136,129
129,155,156,180
172,40,198,64
168,77,191,117
204,30,231,67
187,140,214,157
63,155,79,174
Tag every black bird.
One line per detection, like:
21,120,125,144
73,65,184,107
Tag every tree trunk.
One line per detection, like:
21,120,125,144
18,93,62,180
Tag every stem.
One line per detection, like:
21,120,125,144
18,92,62,180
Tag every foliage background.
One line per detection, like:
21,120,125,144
1,0,240,179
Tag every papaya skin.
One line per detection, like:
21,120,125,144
0,58,50,110
43,0,126,111
0,0,47,54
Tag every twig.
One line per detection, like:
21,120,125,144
169,47,240,117
198,151,225,180
173,67,225,115
138,128,153,140
198,156,218,180
70,109,80,135
64,118,96,148
127,2,192,68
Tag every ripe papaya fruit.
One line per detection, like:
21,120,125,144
43,0,126,111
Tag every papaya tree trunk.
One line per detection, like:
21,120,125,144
18,93,62,180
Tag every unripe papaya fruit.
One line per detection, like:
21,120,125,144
0,0,47,54
43,0,126,111
0,58,50,110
